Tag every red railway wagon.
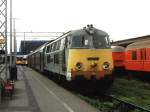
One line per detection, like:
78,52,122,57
125,40,150,72
112,46,125,69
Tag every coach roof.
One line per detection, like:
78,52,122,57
126,39,150,50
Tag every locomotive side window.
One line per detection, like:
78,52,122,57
65,37,69,48
85,39,89,46
132,51,137,60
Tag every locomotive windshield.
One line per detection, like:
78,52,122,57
70,31,110,49
93,33,110,48
71,35,91,48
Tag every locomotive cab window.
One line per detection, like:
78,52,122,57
132,51,137,60
71,35,90,48
70,31,110,49
93,33,110,48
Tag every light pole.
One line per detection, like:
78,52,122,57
10,0,12,67
13,18,16,66
5,0,8,81
24,32,25,55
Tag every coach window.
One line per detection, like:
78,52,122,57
132,51,137,60
51,43,56,52
51,44,54,52
60,38,65,50
54,54,59,64
46,46,50,53
48,45,51,52
56,41,61,50
54,42,57,51
56,42,58,50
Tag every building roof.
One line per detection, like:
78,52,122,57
19,40,49,55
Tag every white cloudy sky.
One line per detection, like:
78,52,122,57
9,0,150,44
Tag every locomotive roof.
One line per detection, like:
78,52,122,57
46,26,108,46
126,39,150,49
71,28,108,37
111,46,125,52
28,25,109,56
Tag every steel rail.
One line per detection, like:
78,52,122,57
106,94,150,112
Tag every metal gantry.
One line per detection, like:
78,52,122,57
0,0,7,80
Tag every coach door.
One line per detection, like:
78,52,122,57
142,48,150,72
141,48,146,71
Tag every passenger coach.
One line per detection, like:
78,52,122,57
125,40,150,72
112,46,125,69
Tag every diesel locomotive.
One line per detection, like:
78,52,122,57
27,25,114,88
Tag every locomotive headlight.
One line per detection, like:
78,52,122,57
102,62,110,70
76,62,83,70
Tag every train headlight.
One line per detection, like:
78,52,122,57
102,62,110,70
76,62,83,71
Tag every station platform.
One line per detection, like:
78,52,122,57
0,66,100,112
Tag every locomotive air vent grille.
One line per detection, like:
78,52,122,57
87,57,99,60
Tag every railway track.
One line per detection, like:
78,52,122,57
45,72,150,112
75,92,150,112
73,77,150,112
104,94,150,112
26,66,150,112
